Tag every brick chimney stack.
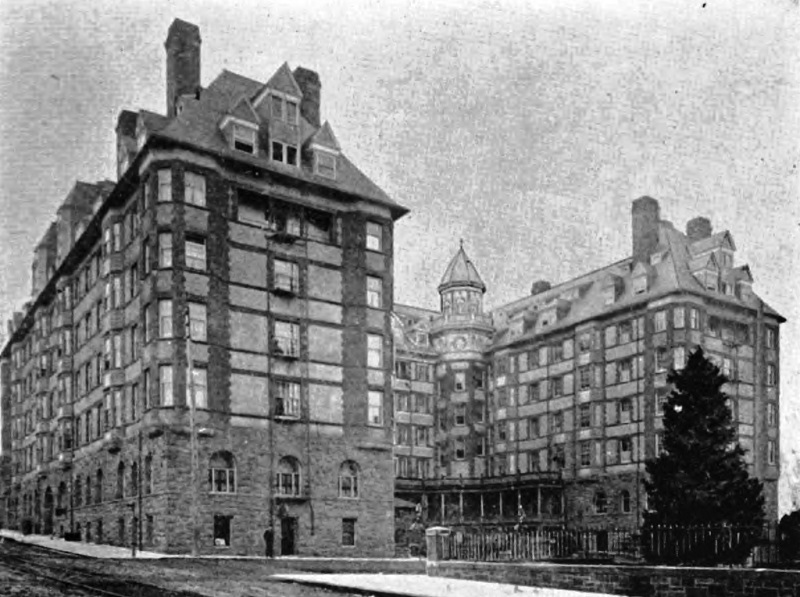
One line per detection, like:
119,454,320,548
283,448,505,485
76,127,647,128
293,66,321,128
631,196,660,264
165,19,202,118
686,217,712,243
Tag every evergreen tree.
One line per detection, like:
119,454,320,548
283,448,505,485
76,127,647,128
643,347,765,564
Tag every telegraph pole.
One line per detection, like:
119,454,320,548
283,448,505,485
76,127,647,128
186,309,199,556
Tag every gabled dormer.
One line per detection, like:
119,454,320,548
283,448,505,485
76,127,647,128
253,62,302,167
631,261,654,295
691,230,736,269
308,121,341,179
689,252,720,292
730,265,754,301
219,97,261,156
602,273,624,305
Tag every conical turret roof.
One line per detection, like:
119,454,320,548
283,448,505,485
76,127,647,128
438,243,486,293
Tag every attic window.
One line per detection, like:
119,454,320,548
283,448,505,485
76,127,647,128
633,275,647,295
270,94,298,125
233,124,256,154
271,142,298,167
315,152,336,179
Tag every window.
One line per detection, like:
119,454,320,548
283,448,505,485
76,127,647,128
188,368,207,409
551,411,564,434
580,441,591,467
551,376,564,398
674,307,685,329
116,462,125,498
707,315,720,337
338,461,359,498
767,440,776,465
656,347,669,372
620,490,631,514
454,438,466,460
342,518,356,547
414,426,428,447
578,332,592,353
184,172,206,207
273,260,299,294
95,469,104,504
276,457,301,496
722,358,733,379
209,451,236,493
366,276,383,308
273,321,300,357
578,365,592,391
455,403,466,426
275,380,300,418
270,141,298,166
619,398,633,423
689,308,699,329
157,169,172,202
233,124,256,154
767,364,777,386
144,455,152,495
551,342,563,362
367,334,383,368
529,382,540,402
158,233,173,268
579,403,591,429
654,310,667,333
188,303,207,342
619,436,632,463
454,372,466,392
527,416,540,438
767,403,777,427
674,346,685,371
368,391,383,426
185,238,206,270
158,300,173,338
594,491,607,514
394,393,408,413
766,327,777,349
213,515,232,547
604,326,617,347
366,221,382,252
159,365,173,407
618,321,633,344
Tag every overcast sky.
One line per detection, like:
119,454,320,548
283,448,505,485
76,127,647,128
1,0,798,512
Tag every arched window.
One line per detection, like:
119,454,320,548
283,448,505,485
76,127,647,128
208,451,236,494
144,454,152,495
620,490,631,514
276,457,301,496
74,478,82,507
593,491,607,515
95,469,103,504
338,461,359,499
117,462,125,498
130,462,139,495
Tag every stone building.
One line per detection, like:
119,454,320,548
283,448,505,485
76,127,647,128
0,19,406,556
392,197,783,531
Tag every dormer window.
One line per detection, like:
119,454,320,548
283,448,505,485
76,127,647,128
271,142,298,166
270,94,299,124
315,152,336,179
233,124,256,154
633,275,647,295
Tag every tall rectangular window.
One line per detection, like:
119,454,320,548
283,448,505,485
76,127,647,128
157,169,172,202
185,238,206,270
188,368,207,409
580,441,591,467
367,334,383,368
366,276,383,308
368,391,383,426
767,440,776,465
274,380,300,417
158,233,173,268
341,518,356,547
674,307,685,329
455,403,466,426
273,321,300,357
158,300,173,338
213,515,232,547
766,327,777,349
184,172,206,207
366,222,382,252
674,346,685,370
767,364,777,386
188,302,207,342
767,403,777,427
273,259,299,294
579,403,591,429
159,365,173,407
689,308,699,329
654,310,667,333
315,152,336,178
454,438,466,460
551,411,564,434
604,326,617,347
233,124,256,154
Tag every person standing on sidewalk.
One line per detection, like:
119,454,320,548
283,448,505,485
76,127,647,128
263,527,274,558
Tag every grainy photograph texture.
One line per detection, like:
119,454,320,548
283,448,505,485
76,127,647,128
0,1,798,596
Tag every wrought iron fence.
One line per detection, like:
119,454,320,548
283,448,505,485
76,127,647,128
440,523,785,567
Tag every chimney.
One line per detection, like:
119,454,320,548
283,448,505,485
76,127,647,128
686,217,712,243
293,66,321,128
530,280,551,296
631,196,660,264
115,110,139,179
165,19,201,117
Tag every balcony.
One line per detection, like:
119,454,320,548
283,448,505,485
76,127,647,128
57,451,73,469
431,312,494,334
103,428,124,453
57,404,74,420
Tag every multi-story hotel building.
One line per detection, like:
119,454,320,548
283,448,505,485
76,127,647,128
0,19,407,556
393,197,783,531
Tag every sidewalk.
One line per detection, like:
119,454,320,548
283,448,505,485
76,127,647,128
273,573,623,597
0,529,166,558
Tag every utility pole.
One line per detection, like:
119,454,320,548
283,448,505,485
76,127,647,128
186,308,199,556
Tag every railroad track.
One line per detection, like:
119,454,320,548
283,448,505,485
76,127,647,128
0,539,196,597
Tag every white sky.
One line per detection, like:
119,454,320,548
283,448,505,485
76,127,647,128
1,0,798,512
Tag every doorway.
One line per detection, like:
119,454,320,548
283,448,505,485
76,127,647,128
280,517,297,555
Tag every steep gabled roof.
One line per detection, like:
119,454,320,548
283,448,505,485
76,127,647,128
227,96,261,125
692,230,736,255
258,62,303,101
688,251,719,273
309,121,341,152
438,245,486,293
